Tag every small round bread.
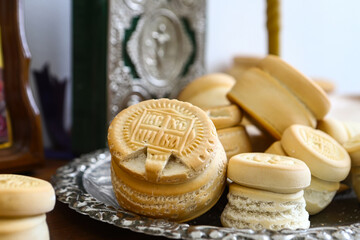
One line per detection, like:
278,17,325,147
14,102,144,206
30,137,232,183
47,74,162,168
227,153,311,193
227,67,316,139
317,118,350,144
177,73,235,109
0,214,49,240
0,175,55,217
265,141,286,155
217,125,252,159
303,176,340,215
108,99,219,184
258,55,330,119
205,104,242,130
281,125,351,182
343,134,360,167
221,184,309,231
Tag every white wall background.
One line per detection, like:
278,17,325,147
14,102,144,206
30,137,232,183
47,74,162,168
23,0,360,110
207,0,360,94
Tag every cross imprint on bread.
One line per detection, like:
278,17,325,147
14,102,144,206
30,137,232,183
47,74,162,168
131,109,195,153
300,129,338,159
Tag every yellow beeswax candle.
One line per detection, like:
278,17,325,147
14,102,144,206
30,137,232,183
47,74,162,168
267,0,280,55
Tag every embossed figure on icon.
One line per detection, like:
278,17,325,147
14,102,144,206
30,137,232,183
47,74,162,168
151,23,170,75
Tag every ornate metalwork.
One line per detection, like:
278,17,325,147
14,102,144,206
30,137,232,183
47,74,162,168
107,0,206,122
52,149,360,240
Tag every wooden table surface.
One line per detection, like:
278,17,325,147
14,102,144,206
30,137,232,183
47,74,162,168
31,158,168,240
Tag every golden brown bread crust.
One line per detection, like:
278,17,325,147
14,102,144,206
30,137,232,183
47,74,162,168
227,68,316,139
217,126,252,159
177,73,235,109
108,99,218,184
258,55,330,119
205,104,242,130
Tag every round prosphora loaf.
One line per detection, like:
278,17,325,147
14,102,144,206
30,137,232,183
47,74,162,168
217,126,252,159
0,175,55,217
205,104,242,130
228,153,311,194
317,118,350,144
221,184,310,231
108,99,227,222
304,176,340,215
227,68,316,139
281,125,351,182
0,214,49,240
258,55,330,119
177,73,235,109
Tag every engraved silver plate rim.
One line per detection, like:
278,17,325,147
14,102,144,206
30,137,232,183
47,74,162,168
51,149,360,240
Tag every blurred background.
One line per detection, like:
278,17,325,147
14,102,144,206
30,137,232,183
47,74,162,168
22,0,360,152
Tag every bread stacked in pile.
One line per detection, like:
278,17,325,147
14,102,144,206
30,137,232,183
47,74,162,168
108,99,227,222
108,54,360,231
0,175,55,240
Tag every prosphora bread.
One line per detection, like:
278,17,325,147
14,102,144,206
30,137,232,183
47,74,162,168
304,176,340,215
258,55,330,119
0,175,55,217
108,99,227,222
221,184,309,231
0,214,49,240
205,104,242,130
227,153,311,194
318,118,360,144
281,125,351,182
227,68,316,139
313,78,336,94
217,126,252,159
177,73,235,109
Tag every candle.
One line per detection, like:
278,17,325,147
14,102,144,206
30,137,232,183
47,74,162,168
267,0,280,55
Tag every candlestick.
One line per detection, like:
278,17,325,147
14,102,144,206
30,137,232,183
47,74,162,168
267,0,280,55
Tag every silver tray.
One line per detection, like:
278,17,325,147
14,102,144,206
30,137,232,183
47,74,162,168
51,149,360,239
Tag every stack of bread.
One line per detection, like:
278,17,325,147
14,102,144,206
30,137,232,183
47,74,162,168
178,73,252,159
108,99,227,222
221,153,311,230
0,174,55,240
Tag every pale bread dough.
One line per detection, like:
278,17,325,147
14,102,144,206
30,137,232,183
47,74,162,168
317,118,350,144
258,55,330,119
227,68,316,139
177,73,235,109
108,99,219,184
281,125,351,182
111,139,227,222
227,153,311,194
205,104,242,130
217,125,252,159
265,141,286,155
304,176,339,215
221,184,309,231
0,175,55,217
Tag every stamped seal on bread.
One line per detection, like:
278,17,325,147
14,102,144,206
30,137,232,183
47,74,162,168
108,99,218,183
281,124,351,182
